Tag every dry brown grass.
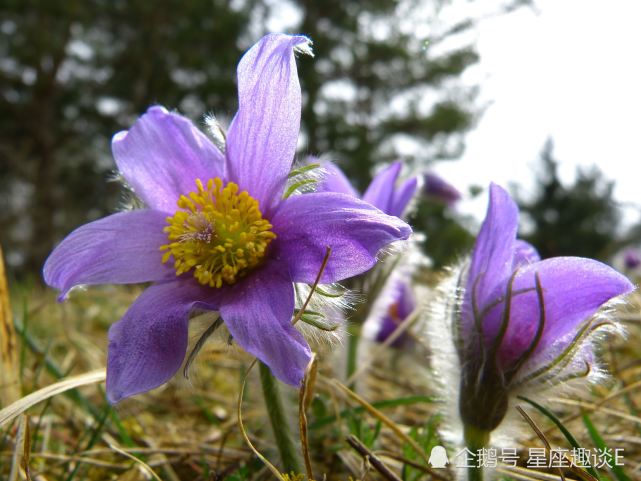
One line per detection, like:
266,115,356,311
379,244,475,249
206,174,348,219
1,283,640,480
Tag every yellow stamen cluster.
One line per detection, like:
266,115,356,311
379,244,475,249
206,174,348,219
161,178,276,288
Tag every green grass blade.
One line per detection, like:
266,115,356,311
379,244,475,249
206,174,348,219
14,320,103,420
582,413,630,481
519,396,600,480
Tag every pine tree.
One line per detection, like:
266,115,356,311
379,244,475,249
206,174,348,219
1,0,528,276
516,139,622,261
0,0,252,274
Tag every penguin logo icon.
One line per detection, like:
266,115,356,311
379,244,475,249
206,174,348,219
428,445,449,468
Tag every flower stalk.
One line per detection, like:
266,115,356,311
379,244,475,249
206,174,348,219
463,424,490,481
259,361,303,474
346,324,360,388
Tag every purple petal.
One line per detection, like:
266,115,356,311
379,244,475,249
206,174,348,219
374,316,399,344
43,210,174,299
389,177,417,218
271,192,412,284
423,172,461,205
495,257,634,367
225,34,311,214
517,329,597,384
106,280,217,403
513,240,541,267
362,162,402,213
396,280,416,319
217,260,311,386
318,161,359,198
464,183,519,330
112,106,224,213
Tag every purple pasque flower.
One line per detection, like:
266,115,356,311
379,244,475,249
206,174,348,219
319,161,417,218
43,34,411,403
422,172,461,206
455,183,633,433
364,277,416,348
623,248,641,270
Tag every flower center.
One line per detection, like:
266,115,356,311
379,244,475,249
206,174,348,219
161,178,276,288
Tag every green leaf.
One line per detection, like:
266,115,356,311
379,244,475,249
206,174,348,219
283,178,317,198
288,163,321,178
313,286,344,298
299,314,340,331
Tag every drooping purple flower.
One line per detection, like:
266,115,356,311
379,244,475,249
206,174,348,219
422,172,461,205
452,183,633,433
43,34,411,403
623,248,641,270
319,161,417,218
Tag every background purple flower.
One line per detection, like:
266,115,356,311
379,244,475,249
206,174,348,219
364,277,416,349
319,160,417,218
422,172,461,206
456,183,633,432
44,34,411,403
623,248,641,270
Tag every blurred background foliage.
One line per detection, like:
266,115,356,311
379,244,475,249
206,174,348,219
1,0,637,279
515,139,630,262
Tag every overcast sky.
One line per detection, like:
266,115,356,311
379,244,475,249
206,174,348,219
436,0,641,224
267,0,641,225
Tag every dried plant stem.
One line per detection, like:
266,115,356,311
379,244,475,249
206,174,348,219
332,380,430,465
516,405,566,481
463,424,490,481
299,354,318,480
259,362,303,475
237,359,285,480
0,369,106,428
0,245,20,407
346,434,402,481
345,308,420,385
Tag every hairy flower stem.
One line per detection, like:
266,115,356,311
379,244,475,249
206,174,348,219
345,271,390,387
464,424,490,481
346,324,360,388
259,362,303,474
